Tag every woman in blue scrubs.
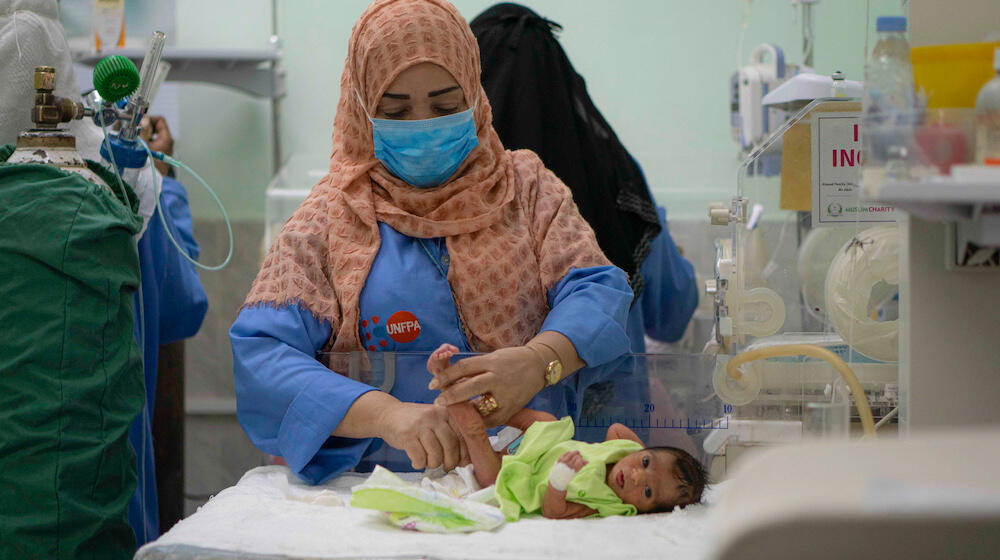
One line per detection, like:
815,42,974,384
230,0,633,484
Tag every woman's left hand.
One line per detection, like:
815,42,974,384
430,346,545,427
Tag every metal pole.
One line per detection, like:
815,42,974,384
270,0,282,174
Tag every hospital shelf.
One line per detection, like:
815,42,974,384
874,179,1000,222
72,47,284,98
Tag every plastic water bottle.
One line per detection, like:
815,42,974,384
863,16,916,181
974,48,1000,164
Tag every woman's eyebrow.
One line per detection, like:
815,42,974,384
428,86,460,97
382,92,410,99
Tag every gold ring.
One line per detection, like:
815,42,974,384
475,393,499,416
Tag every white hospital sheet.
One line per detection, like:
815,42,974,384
137,466,726,560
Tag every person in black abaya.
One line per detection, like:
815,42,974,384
471,6,702,456
471,3,698,354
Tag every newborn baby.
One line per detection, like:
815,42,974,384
428,344,706,520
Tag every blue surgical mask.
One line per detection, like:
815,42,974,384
356,89,479,188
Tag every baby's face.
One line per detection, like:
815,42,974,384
605,449,692,513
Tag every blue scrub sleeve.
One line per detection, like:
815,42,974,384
230,304,378,484
155,176,208,342
539,265,632,367
639,207,697,343
159,176,200,259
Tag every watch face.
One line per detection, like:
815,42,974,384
547,360,562,385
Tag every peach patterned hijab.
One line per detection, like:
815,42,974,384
245,0,612,353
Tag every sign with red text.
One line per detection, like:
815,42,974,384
811,112,899,225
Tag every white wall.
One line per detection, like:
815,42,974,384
172,0,274,225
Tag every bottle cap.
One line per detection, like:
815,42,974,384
876,16,907,32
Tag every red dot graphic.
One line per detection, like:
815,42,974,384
368,345,376,351
362,320,368,328
372,316,379,324
365,333,371,340
379,340,387,347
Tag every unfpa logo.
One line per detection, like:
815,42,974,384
361,311,421,350
386,311,421,343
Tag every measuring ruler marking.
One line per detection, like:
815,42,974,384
577,415,730,431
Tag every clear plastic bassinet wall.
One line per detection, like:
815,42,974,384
320,352,723,474
701,98,902,475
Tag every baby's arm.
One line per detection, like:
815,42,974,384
605,422,643,444
541,451,598,519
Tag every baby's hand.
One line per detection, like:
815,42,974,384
548,450,587,493
427,343,460,378
557,450,588,473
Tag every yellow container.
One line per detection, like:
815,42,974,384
910,41,1000,108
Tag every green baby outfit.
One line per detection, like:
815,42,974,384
494,417,642,520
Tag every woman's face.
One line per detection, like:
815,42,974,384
375,62,469,120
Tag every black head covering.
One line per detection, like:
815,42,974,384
470,3,661,298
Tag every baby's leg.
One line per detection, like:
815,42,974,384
427,343,460,377
505,408,557,431
446,402,501,488
606,422,643,445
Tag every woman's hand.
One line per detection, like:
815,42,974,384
377,401,468,471
139,115,174,176
429,346,546,427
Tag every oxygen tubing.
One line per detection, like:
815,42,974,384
726,343,877,438
138,138,234,271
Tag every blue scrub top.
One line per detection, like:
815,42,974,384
231,222,633,484
128,176,209,547
623,159,697,351
627,206,698,352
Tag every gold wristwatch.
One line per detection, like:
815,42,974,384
543,358,563,386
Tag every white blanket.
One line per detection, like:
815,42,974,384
137,466,726,560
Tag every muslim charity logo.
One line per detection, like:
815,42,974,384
827,203,843,217
386,310,421,344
